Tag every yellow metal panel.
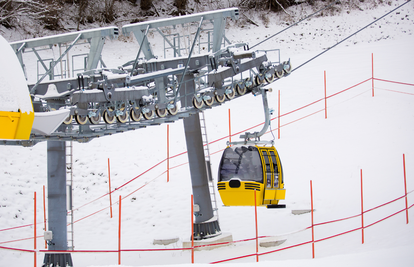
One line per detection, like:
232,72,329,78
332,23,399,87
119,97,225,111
218,182,265,206
275,189,286,200
0,110,34,140
264,189,276,200
15,111,34,140
0,111,20,139
264,188,286,201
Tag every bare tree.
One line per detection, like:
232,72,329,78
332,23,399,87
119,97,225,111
0,0,62,30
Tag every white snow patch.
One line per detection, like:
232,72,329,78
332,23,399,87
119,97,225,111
0,35,33,114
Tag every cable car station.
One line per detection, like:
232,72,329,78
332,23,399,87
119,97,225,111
0,8,291,266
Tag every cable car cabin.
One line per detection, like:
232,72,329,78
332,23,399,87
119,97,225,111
217,144,285,208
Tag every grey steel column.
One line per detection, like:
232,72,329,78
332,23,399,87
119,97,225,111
183,113,221,240
44,140,73,266
180,71,221,239
183,113,214,222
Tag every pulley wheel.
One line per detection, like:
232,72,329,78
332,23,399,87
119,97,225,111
63,115,73,125
116,108,129,123
204,96,214,106
193,96,204,109
89,111,101,125
130,107,142,122
236,83,247,96
103,109,116,124
265,72,275,83
226,87,236,99
255,74,264,85
167,103,178,115
283,61,292,74
75,114,88,125
143,109,154,120
244,77,254,90
156,108,168,118
215,93,226,103
275,69,284,78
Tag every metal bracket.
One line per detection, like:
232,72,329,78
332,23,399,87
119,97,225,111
239,87,273,142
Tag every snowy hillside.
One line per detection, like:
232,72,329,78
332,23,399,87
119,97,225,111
1,1,414,266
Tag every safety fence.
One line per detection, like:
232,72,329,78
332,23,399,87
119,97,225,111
0,160,412,265
1,53,414,266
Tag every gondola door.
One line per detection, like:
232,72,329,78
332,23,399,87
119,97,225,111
261,147,286,206
260,149,273,205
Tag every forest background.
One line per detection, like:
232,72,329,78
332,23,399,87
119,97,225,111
0,0,392,41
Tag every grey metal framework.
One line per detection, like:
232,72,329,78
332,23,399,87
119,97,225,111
9,27,119,92
2,8,291,146
2,7,292,266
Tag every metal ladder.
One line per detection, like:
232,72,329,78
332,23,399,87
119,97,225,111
66,141,74,250
199,111,219,220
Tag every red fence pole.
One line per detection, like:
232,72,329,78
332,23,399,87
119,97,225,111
118,195,122,265
34,191,37,267
228,109,232,144
324,71,327,119
191,194,194,264
108,158,113,219
372,53,375,97
167,125,170,183
310,180,315,259
278,90,281,139
254,189,259,262
360,169,365,244
403,154,409,224
43,185,47,249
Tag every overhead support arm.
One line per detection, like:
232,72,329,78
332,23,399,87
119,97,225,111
132,25,151,69
32,47,49,73
175,17,204,104
155,27,181,57
86,37,106,70
30,33,83,94
9,26,119,51
9,26,119,86
122,8,239,60
122,8,238,34
239,88,273,143
212,16,226,53
15,42,26,74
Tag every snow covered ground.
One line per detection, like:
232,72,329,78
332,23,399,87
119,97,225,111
1,1,414,266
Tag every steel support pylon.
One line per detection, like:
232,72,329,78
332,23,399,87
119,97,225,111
44,140,73,266
180,71,221,240
183,113,221,240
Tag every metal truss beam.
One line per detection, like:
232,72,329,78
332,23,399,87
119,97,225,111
122,8,239,59
9,26,119,82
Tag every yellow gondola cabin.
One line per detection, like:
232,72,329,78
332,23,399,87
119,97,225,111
217,144,286,208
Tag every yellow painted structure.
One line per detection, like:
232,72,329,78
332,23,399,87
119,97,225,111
217,145,285,207
0,34,35,140
0,110,34,140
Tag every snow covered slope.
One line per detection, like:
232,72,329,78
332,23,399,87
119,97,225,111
0,1,413,266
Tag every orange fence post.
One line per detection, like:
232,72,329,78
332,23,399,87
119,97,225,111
191,194,194,264
254,189,259,262
228,109,232,144
360,169,365,244
34,191,37,267
43,185,47,249
167,125,170,182
108,158,113,218
310,180,315,259
278,90,281,139
371,53,374,97
324,71,327,119
403,154,409,224
118,195,122,265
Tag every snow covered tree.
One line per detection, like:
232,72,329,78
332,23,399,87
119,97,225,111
0,0,62,30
